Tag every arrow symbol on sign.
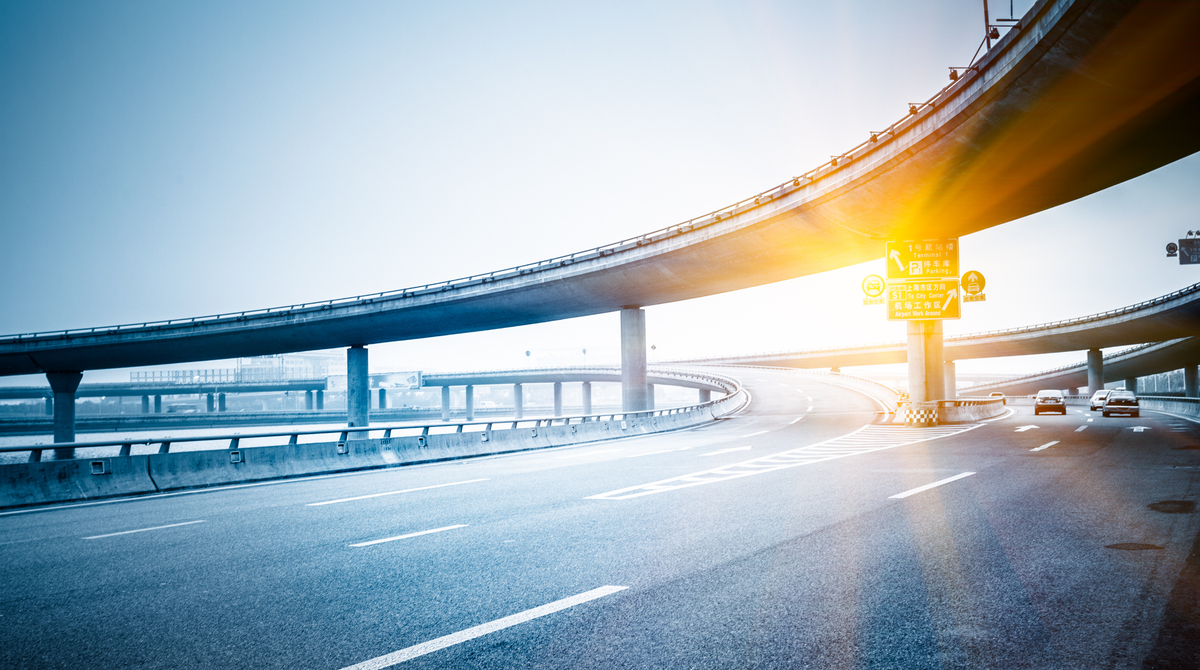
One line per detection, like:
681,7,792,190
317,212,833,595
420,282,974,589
1130,426,1151,432
890,249,904,272
1014,425,1038,432
942,288,958,312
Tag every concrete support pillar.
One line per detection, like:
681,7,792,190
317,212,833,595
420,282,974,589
465,385,475,421
441,386,451,421
347,345,369,429
1186,367,1199,398
582,382,592,415
219,393,227,412
944,361,957,399
142,395,150,414
906,320,945,403
46,371,82,458
621,307,649,412
1087,348,1104,395
647,384,656,411
1125,377,1138,393
206,393,215,412
513,384,524,419
378,388,388,410
305,390,313,410
154,395,162,413
553,382,563,417
45,397,53,415
316,390,324,410
699,389,711,403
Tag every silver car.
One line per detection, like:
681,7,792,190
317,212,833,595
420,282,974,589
1102,390,1140,417
1034,389,1066,415
1089,389,1112,411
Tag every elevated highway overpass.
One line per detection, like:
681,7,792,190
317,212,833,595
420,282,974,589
5,0,1199,447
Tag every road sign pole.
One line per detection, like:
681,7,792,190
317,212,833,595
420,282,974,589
906,320,945,405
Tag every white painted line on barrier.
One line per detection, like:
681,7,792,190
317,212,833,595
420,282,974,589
1030,441,1059,452
83,520,205,540
1075,426,1088,432
701,446,751,456
350,525,467,548
338,585,627,670
741,431,769,438
889,472,976,499
308,479,489,507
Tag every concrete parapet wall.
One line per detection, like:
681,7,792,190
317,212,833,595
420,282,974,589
0,455,157,509
938,398,1006,423
0,391,743,508
1138,396,1200,419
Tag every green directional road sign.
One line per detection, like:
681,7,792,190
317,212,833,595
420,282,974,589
886,279,961,320
885,239,959,280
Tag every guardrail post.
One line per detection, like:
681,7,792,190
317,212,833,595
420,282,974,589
28,448,42,463
158,441,171,454
119,443,131,456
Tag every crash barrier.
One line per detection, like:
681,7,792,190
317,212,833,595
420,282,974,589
998,395,1088,407
0,369,747,509
893,397,1007,425
1136,396,1200,419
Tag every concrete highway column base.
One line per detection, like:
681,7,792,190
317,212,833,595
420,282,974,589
621,307,649,412
1087,348,1104,394
219,393,227,412
699,389,711,403
441,387,451,421
513,383,523,420
44,397,52,415
206,394,215,412
305,390,313,410
1186,366,1199,398
944,360,957,399
378,388,387,410
316,390,324,410
347,345,369,429
647,384,656,411
141,395,149,414
1125,377,1138,393
154,395,162,413
466,385,474,421
553,382,563,417
46,371,83,459
581,382,592,415
906,320,944,423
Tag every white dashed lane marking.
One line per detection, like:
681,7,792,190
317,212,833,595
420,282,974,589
307,479,489,507
83,520,206,540
1031,441,1059,452
889,472,975,499
588,424,982,500
350,525,467,548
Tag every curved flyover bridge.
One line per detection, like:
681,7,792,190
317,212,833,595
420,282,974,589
674,282,1200,395
4,0,1199,445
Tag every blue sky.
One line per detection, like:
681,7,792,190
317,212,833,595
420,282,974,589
2,0,1197,383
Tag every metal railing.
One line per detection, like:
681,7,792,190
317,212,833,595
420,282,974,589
5,368,747,462
0,13,1029,346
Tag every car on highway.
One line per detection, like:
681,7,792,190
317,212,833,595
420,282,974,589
1089,389,1112,411
1102,390,1140,417
1033,389,1066,415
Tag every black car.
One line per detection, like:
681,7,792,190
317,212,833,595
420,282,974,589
1102,390,1140,417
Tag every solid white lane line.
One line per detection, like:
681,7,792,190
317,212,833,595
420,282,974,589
1075,426,1088,432
701,446,751,456
83,520,205,540
626,448,689,458
308,479,489,507
889,472,976,499
339,585,627,670
350,525,467,548
788,416,804,425
1030,441,1059,452
741,430,769,438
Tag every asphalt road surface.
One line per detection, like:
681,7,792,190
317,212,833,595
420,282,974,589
3,368,1198,669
